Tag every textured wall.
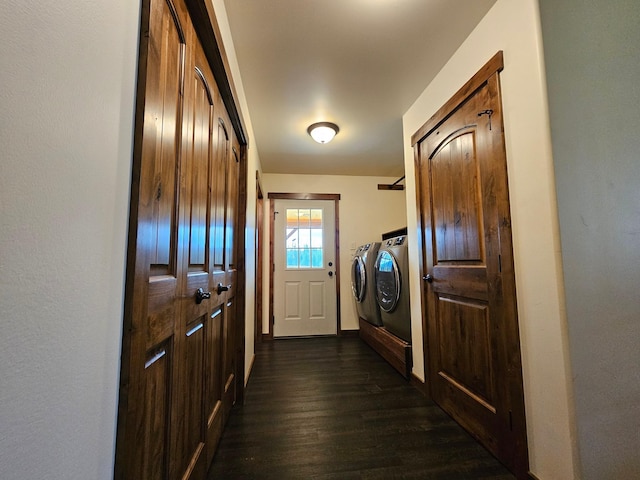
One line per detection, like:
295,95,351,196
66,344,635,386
539,0,640,478
211,0,263,385
0,1,139,479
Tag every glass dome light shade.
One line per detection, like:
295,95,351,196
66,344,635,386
307,122,339,144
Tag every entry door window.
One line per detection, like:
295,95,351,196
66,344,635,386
286,208,323,269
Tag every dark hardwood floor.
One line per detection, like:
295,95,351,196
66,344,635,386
207,337,515,479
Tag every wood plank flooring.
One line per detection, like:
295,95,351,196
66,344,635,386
207,337,515,479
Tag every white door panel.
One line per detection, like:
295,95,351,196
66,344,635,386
274,199,337,337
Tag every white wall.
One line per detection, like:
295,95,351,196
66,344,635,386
0,1,139,479
0,1,260,478
539,1,640,478
402,0,577,478
262,174,406,332
211,0,263,385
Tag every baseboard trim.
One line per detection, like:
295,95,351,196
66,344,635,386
410,372,429,398
340,329,360,338
244,353,256,387
261,333,272,341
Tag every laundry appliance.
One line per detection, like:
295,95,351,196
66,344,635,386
351,242,383,326
374,235,411,343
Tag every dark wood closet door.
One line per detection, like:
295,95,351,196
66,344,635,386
221,140,240,417
115,0,244,477
115,0,187,477
414,53,528,478
173,37,218,480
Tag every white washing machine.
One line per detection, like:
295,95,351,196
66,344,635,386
351,242,383,326
374,235,411,343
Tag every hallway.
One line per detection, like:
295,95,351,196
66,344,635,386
207,337,515,479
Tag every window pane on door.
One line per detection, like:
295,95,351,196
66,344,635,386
299,248,311,268
286,249,298,268
311,249,323,268
285,208,323,269
311,229,322,248
286,228,298,248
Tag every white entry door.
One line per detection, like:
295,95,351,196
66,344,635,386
273,199,337,337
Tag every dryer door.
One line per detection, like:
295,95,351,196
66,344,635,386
375,250,400,312
351,256,366,302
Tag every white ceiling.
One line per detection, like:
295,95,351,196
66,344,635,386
223,0,497,177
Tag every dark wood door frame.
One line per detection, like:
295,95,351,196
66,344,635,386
266,193,341,339
255,172,264,348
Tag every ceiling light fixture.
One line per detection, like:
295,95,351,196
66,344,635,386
307,122,339,144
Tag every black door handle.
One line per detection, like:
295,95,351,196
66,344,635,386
217,283,231,295
423,274,433,283
195,287,211,304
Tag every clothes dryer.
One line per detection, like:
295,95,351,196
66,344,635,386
351,242,383,326
374,235,411,343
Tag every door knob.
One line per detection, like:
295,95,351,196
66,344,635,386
216,283,231,295
195,287,211,304
423,274,433,283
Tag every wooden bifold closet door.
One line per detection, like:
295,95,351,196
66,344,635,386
114,0,245,478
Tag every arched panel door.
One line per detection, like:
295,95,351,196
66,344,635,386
413,53,528,478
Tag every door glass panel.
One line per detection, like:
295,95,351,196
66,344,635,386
285,208,323,269
299,248,311,268
298,209,310,228
286,249,298,269
311,249,323,268
286,228,298,248
298,229,310,248
311,229,322,248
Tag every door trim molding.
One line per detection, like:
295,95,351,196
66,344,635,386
185,0,247,145
254,172,264,349
267,193,341,339
411,50,503,146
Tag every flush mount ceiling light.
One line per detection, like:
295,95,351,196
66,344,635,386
307,122,339,144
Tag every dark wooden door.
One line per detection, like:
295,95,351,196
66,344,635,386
115,0,244,477
413,53,528,478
